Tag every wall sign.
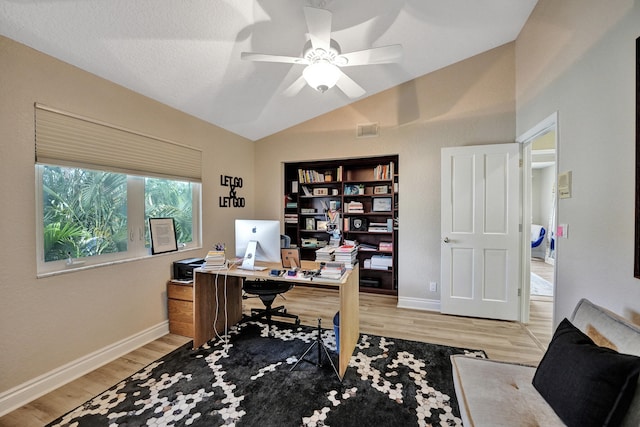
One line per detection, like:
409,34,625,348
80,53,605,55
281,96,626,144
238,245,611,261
219,174,245,208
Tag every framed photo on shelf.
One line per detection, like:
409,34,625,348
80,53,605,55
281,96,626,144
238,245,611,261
149,217,178,254
372,197,392,212
317,220,328,231
305,218,316,230
344,184,360,195
374,185,388,194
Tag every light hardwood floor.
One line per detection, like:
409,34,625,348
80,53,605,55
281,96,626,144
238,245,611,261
0,286,552,426
529,258,555,346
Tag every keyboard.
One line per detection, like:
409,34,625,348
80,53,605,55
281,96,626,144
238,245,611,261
239,266,267,271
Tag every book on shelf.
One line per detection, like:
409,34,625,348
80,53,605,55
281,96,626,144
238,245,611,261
345,201,364,213
374,162,395,180
284,213,298,224
358,243,378,251
302,237,327,248
378,242,393,252
298,168,342,184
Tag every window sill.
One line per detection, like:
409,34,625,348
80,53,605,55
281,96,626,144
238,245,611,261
36,246,203,279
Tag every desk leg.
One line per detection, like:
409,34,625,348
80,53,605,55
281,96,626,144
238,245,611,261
193,272,243,349
338,267,359,380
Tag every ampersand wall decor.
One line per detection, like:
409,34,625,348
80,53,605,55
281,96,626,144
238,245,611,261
219,175,245,208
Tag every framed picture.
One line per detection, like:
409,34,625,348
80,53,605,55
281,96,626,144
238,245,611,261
317,220,328,231
305,217,316,230
372,197,392,212
344,184,360,195
149,218,178,254
281,248,301,268
313,187,329,196
374,185,388,194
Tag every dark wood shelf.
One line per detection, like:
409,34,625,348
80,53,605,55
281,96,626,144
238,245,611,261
285,155,398,296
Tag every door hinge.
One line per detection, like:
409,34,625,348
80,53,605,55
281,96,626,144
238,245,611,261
519,223,522,232
518,288,522,296
519,159,523,168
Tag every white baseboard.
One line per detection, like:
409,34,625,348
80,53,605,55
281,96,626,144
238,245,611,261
397,296,441,312
0,321,170,417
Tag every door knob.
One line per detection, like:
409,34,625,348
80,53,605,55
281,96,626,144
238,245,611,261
443,237,450,243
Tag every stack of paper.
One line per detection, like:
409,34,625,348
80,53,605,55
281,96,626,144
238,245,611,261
315,246,335,262
319,262,346,280
346,201,364,213
202,250,226,270
334,245,357,269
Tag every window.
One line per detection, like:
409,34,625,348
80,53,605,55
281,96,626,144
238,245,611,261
144,177,194,248
34,104,203,276
36,165,201,275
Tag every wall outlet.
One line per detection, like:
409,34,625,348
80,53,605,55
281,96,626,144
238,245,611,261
429,281,437,292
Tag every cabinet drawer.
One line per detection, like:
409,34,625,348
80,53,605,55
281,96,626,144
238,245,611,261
168,299,193,323
169,321,194,338
168,283,193,301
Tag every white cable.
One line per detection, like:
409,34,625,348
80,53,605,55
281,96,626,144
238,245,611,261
212,263,231,350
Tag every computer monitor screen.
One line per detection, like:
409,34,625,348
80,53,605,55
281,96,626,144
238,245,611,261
235,219,281,268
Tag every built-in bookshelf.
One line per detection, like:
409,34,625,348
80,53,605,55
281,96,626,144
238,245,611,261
284,156,398,295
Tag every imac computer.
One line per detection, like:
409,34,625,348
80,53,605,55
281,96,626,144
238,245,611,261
235,219,281,271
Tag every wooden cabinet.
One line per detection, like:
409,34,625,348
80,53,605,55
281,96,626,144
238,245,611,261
284,156,398,295
167,281,194,338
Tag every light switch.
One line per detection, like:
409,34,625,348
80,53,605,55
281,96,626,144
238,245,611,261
557,223,568,238
558,171,572,199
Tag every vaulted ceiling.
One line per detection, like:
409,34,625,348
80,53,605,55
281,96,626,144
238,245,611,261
0,0,538,141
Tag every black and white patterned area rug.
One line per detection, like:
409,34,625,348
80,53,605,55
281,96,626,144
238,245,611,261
48,321,485,427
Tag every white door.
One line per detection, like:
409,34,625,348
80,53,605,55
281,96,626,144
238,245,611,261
441,143,521,321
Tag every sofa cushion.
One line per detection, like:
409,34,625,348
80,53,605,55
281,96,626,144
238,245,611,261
570,298,640,427
451,355,564,427
532,318,640,427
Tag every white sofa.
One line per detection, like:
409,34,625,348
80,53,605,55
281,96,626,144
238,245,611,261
451,298,640,426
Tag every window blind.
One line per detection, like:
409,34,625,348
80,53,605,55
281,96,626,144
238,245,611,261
35,104,202,181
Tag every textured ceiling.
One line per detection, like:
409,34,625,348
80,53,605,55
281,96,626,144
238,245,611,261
0,0,538,141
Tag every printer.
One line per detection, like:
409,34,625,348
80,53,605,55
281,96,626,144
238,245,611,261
173,257,205,280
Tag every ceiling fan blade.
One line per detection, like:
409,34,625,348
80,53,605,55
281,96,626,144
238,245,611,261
335,70,366,99
303,7,332,52
283,75,308,97
241,52,308,65
338,44,403,67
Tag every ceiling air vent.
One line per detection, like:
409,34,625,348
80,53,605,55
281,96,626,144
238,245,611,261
356,123,379,138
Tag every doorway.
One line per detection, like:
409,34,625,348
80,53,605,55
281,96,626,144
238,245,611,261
518,113,557,347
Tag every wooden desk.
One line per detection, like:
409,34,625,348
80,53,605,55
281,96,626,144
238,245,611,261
192,262,359,380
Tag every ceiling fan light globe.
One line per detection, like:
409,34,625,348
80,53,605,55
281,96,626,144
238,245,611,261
303,62,340,92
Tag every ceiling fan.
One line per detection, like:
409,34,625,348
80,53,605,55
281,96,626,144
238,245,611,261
241,6,403,98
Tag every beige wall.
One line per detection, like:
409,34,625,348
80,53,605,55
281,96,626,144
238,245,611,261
0,36,254,394
8,0,639,406
516,0,640,323
255,43,516,307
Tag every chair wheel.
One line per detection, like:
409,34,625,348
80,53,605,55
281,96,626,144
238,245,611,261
283,309,287,314
295,319,301,326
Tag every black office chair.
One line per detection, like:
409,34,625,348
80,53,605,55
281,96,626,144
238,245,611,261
241,279,300,326
241,235,300,329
